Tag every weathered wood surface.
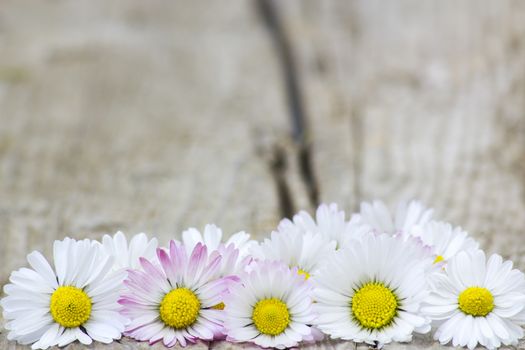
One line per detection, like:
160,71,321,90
1,0,525,349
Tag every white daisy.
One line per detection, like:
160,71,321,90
223,261,316,349
1,237,127,349
182,224,256,259
182,224,252,278
250,227,336,280
313,233,431,345
422,250,525,349
356,200,433,236
410,221,479,265
280,203,366,248
100,231,158,271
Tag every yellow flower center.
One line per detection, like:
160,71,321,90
252,298,290,335
211,302,225,310
50,286,92,328
159,288,201,329
351,282,398,329
298,268,310,280
433,255,444,264
458,287,494,317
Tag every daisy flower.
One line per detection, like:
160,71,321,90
313,233,431,345
119,241,229,347
100,231,158,271
1,237,127,349
356,200,433,236
182,224,256,259
182,224,252,278
223,261,316,349
251,228,336,280
422,250,525,349
280,203,366,248
410,221,479,265
213,243,252,280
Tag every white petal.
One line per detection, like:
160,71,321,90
30,323,60,349
75,328,93,345
27,252,58,289
56,328,77,347
486,314,509,341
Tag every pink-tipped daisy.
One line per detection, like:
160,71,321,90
119,241,229,347
223,261,316,349
1,237,127,349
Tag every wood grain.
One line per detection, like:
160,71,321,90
0,0,292,281
1,0,525,349
275,0,525,270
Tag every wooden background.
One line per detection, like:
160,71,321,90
1,0,524,349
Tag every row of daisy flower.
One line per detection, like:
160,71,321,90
2,201,525,350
